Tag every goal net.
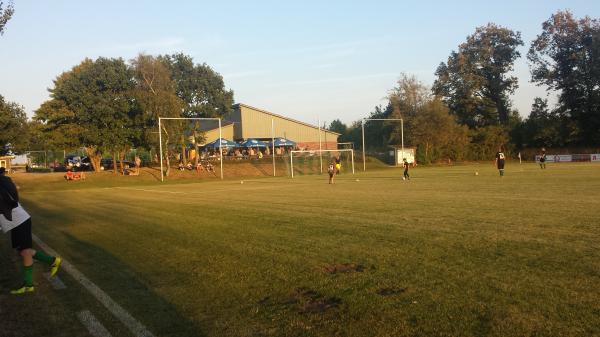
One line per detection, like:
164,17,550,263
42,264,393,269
290,149,355,178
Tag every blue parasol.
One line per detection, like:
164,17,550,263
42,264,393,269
204,138,238,149
269,138,296,147
239,138,268,148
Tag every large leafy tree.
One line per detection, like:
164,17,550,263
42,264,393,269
35,57,136,171
389,73,430,120
388,74,431,146
160,53,234,166
160,53,234,118
410,98,469,163
521,97,573,148
433,23,523,127
0,95,28,155
0,1,14,35
131,54,184,174
528,10,600,146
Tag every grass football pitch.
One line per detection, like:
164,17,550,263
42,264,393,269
2,162,600,337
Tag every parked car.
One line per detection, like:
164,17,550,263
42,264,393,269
64,155,92,171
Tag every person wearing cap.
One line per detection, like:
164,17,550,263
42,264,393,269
0,167,62,295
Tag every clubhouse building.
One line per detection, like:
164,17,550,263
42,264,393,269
203,103,339,150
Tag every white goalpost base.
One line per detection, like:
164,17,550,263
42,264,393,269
290,149,355,178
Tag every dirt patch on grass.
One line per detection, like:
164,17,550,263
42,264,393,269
376,287,406,296
294,288,342,313
322,263,364,274
285,287,342,314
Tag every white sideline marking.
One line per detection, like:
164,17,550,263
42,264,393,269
116,187,188,194
43,273,66,290
32,234,156,337
114,183,298,196
77,310,113,337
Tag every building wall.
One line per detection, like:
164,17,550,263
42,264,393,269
226,108,243,140
229,104,339,146
201,123,234,144
297,141,338,150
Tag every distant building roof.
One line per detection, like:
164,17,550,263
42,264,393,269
232,103,341,136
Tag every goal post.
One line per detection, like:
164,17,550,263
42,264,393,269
361,118,404,171
158,117,223,182
290,149,355,178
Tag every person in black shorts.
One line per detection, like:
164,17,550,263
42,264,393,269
539,148,547,169
335,156,341,175
403,158,410,180
0,167,61,295
494,146,506,177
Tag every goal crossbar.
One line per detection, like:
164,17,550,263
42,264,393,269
290,149,355,178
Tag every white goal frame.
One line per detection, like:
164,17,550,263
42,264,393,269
361,118,404,171
290,149,355,178
158,117,223,181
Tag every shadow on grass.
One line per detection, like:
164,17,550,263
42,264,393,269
58,231,207,337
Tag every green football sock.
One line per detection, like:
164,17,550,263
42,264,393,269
24,265,33,287
33,251,55,265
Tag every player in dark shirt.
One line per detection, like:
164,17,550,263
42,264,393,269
403,158,410,180
495,147,506,177
0,167,61,295
539,148,547,169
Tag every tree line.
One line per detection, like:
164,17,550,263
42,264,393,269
2,10,599,167
1,53,234,174
329,10,600,163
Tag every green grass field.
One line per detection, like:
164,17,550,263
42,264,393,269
2,162,600,337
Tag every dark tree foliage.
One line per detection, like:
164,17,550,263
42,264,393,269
0,1,14,35
328,119,350,143
528,10,600,146
519,97,574,148
160,53,234,118
433,23,523,127
0,94,28,155
35,58,136,171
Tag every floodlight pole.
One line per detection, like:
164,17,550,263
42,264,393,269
318,117,323,174
290,152,294,178
361,118,403,172
271,119,276,177
159,118,164,182
401,119,404,160
361,119,366,171
218,119,223,179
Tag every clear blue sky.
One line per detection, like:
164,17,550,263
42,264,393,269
1,1,598,125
